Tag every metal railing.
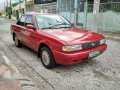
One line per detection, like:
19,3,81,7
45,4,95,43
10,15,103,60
88,2,120,12
34,2,57,13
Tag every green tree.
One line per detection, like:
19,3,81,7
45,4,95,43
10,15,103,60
6,6,12,19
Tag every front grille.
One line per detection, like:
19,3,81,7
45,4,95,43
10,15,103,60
82,40,100,49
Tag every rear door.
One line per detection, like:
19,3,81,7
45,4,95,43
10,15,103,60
15,15,27,43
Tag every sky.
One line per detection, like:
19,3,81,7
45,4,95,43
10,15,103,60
0,0,24,10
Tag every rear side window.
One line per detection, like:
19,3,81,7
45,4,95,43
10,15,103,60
25,15,34,26
17,15,27,26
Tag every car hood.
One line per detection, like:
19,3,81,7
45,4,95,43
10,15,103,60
42,27,104,45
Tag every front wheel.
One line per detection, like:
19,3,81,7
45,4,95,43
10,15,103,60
40,47,56,69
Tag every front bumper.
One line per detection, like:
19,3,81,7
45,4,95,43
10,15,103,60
52,44,107,65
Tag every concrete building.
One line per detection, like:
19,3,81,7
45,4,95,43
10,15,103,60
1,10,5,17
57,0,120,32
11,0,34,20
11,1,25,20
0,11,2,16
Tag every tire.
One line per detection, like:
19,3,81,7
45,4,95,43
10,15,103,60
40,47,56,69
14,35,22,47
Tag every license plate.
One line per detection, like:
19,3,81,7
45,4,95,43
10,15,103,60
89,51,100,58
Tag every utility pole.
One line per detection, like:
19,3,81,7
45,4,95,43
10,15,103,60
84,0,88,29
93,0,100,32
19,0,21,16
4,1,6,9
32,0,35,11
10,0,11,6
25,0,27,12
6,0,8,7
74,0,78,26
4,1,6,11
6,0,8,17
4,1,6,17
9,0,12,19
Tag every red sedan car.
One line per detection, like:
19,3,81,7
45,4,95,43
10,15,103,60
11,13,107,69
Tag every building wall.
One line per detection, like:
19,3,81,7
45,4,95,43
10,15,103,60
83,11,120,32
11,1,25,20
1,10,6,17
59,11,120,32
2,13,6,17
58,0,120,32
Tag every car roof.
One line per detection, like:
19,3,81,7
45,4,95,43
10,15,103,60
24,12,57,16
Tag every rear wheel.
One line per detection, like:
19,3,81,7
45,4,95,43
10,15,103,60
40,47,56,69
14,35,22,47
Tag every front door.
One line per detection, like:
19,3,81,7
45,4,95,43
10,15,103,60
24,15,39,51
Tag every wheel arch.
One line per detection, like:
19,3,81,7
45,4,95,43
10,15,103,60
38,43,52,58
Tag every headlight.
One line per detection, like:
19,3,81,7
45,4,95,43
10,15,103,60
100,39,106,45
62,44,82,52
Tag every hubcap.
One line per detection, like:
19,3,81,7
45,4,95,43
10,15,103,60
15,36,18,46
42,51,50,65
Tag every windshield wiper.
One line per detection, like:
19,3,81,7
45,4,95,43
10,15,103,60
41,23,72,30
50,23,72,28
41,27,51,29
41,26,56,29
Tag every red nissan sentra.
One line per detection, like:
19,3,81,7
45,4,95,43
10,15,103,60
11,13,107,69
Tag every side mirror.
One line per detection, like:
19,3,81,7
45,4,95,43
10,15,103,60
26,24,35,30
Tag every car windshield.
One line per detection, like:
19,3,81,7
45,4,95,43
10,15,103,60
36,15,72,30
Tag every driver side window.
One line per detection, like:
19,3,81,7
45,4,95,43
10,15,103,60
25,15,34,26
